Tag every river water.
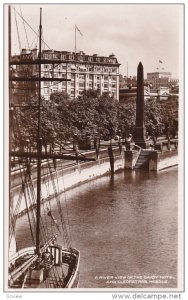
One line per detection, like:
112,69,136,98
16,167,178,289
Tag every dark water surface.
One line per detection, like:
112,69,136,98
16,167,178,289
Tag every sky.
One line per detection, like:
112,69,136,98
8,4,183,78
1,2,187,300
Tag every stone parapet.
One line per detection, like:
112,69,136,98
149,150,178,171
124,150,139,169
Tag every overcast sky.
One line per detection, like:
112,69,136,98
10,4,183,78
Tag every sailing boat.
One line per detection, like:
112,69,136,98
8,6,94,289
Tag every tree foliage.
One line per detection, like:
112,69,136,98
144,99,163,137
11,90,178,151
117,100,136,138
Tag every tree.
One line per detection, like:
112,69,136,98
68,90,98,141
94,92,119,140
49,91,73,146
117,100,136,138
159,96,178,138
144,98,163,138
11,92,72,151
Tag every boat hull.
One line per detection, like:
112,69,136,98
8,245,80,289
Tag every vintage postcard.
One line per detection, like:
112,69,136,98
3,2,184,296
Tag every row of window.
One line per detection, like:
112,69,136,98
43,81,117,88
42,72,118,82
42,64,118,73
43,83,117,94
42,53,117,64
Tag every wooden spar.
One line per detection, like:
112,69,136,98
10,77,71,82
36,8,42,256
10,151,96,161
10,59,121,67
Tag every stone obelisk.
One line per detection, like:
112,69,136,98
134,62,148,148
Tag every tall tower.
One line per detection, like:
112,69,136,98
134,62,148,148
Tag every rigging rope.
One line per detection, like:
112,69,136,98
19,6,30,50
24,172,36,244
29,29,38,49
47,160,71,248
13,8,21,52
55,165,72,246
13,6,52,51
9,187,23,244
22,182,35,245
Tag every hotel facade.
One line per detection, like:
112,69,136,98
11,49,120,103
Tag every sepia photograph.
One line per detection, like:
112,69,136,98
4,2,184,293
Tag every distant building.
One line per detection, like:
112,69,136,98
11,49,120,103
119,74,127,88
149,86,170,100
119,74,137,88
147,71,172,89
119,85,171,103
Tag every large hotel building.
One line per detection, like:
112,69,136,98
11,49,120,103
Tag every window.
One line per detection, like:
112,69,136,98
89,74,93,80
61,65,66,70
78,56,83,61
104,76,108,81
79,66,86,72
79,74,85,80
69,55,74,60
43,81,50,87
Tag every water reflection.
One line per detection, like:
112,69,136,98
16,167,178,289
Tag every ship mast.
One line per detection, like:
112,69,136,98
36,7,42,255
9,6,96,257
